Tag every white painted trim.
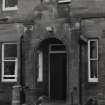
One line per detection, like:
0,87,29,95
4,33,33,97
58,0,71,3
13,85,21,88
2,43,18,82
88,39,98,82
2,0,18,11
88,78,98,82
37,51,43,82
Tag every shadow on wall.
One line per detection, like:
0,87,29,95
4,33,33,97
0,101,11,105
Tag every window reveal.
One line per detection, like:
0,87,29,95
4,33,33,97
2,43,18,82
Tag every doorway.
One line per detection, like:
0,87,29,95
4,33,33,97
49,44,67,101
37,38,67,101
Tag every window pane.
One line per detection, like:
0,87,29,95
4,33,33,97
4,44,17,58
51,45,66,51
90,41,97,58
4,61,15,75
57,3,70,17
4,77,15,79
90,60,98,78
5,0,17,8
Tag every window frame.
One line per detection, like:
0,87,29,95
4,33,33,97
2,43,18,82
88,39,98,82
2,0,18,11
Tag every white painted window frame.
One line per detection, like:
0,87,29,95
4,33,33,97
2,43,18,82
2,0,18,11
88,39,98,82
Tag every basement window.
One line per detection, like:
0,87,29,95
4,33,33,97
2,0,18,11
2,43,18,82
88,39,98,82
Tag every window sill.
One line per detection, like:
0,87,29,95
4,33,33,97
2,78,17,82
88,78,98,83
2,6,18,11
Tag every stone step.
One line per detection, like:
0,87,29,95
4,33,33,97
22,102,68,105
42,101,68,105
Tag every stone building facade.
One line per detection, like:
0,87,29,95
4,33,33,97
0,0,105,105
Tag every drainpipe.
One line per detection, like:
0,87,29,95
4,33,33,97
79,42,82,105
78,19,82,105
20,35,26,104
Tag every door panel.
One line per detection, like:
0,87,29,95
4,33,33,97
50,53,67,100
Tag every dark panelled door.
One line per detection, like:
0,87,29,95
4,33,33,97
50,53,67,100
